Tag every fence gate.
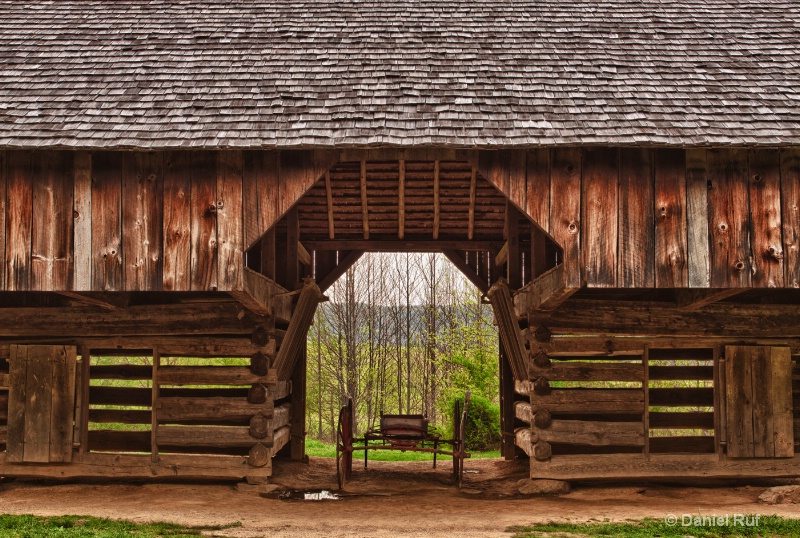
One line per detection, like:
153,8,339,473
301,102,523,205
6,345,77,463
724,345,794,458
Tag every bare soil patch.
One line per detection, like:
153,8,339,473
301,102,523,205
1,458,799,538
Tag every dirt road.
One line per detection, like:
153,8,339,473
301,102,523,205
1,458,798,537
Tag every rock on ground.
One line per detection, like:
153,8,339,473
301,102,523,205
517,478,571,495
758,485,800,505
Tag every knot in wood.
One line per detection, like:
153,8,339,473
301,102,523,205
567,221,578,234
733,260,746,271
752,174,762,183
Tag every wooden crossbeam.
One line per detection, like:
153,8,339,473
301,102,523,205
325,170,335,239
495,242,509,266
442,250,489,294
297,241,312,267
433,159,440,240
316,250,365,292
274,279,325,381
360,160,370,240
468,167,477,240
231,267,293,320
514,264,579,315
487,279,529,381
398,159,405,239
56,291,127,311
305,240,503,252
675,288,749,311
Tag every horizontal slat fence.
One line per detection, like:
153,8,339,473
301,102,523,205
0,354,8,450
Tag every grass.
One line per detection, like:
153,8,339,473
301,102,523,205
0,515,241,538
508,516,800,538
305,438,501,460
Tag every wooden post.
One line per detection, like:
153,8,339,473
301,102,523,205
260,228,275,280
506,202,521,289
290,347,307,461
77,346,90,460
151,348,160,463
499,346,516,460
285,207,300,289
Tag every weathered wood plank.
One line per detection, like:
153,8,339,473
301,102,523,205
157,425,272,448
122,152,163,291
31,151,74,291
162,152,192,291
0,151,5,290
158,397,274,423
529,362,644,382
6,151,33,290
529,389,644,414
190,151,217,291
537,420,644,447
749,149,785,288
648,365,714,380
5,346,27,462
88,408,152,425
48,346,76,463
752,347,775,457
515,427,535,457
549,149,582,289
525,149,550,232
243,151,271,249
73,152,92,291
216,151,244,292
649,412,715,429
770,346,795,457
231,267,292,320
675,288,748,311
582,148,618,287
708,149,752,287
655,148,688,287
725,345,754,457
270,424,291,457
23,346,54,463
157,366,276,387
0,452,270,480
274,280,325,381
487,280,528,380
686,149,711,288
649,387,714,407
91,152,123,291
781,149,800,288
618,148,654,288
90,364,153,380
515,401,533,424
530,453,800,481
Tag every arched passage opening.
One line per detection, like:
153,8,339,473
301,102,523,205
244,156,563,469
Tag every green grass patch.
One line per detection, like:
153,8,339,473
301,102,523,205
0,514,241,537
508,515,800,538
305,438,500,461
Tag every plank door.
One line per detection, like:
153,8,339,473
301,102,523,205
6,345,77,463
724,345,794,458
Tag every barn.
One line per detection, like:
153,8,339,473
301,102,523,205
0,0,798,484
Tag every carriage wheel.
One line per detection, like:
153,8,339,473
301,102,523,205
336,398,354,489
452,399,462,482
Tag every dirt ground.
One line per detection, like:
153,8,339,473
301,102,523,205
1,458,799,537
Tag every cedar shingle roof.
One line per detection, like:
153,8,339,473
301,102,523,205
1,0,799,149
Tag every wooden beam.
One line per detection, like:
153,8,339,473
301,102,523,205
231,268,292,320
529,300,800,338
514,264,580,315
297,241,312,267
0,452,272,480
468,167,477,240
675,288,749,311
316,250,365,293
487,279,529,380
506,202,521,289
495,242,509,266
530,453,800,481
55,291,126,311
398,160,405,239
286,207,300,287
324,170,335,239
0,302,269,338
360,160,369,240
274,279,325,381
433,160,440,240
305,240,503,252
442,250,489,294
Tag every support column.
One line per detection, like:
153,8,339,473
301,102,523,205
499,346,516,460
290,347,307,461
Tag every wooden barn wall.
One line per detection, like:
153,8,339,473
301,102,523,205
478,147,800,289
0,148,798,293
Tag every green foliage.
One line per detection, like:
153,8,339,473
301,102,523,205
305,438,499,460
508,516,800,538
0,514,240,537
451,393,501,452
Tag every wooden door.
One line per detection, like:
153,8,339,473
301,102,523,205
6,345,77,463
724,345,794,458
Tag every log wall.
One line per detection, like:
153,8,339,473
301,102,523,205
0,354,8,452
516,338,800,481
